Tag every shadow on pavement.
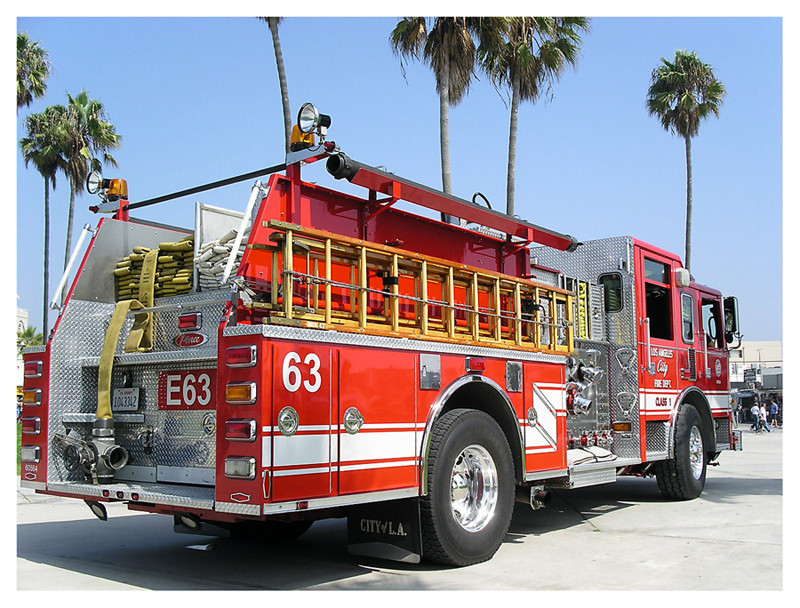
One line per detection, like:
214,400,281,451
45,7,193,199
18,465,781,588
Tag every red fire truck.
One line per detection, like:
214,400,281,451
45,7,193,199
20,103,742,566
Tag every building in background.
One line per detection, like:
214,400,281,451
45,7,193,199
729,341,782,423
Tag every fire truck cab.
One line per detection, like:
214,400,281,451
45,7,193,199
20,104,742,567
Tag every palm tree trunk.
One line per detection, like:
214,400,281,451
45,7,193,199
64,182,75,271
439,54,453,224
43,179,50,337
684,135,693,273
268,18,292,154
506,70,521,217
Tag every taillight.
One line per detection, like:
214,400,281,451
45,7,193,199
226,344,257,367
20,445,41,462
22,388,42,406
225,456,256,480
24,360,43,378
225,419,257,442
178,312,202,331
226,382,257,404
21,417,42,435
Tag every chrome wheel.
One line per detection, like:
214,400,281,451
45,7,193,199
689,425,704,479
450,444,499,532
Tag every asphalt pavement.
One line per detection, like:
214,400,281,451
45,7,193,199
16,427,783,591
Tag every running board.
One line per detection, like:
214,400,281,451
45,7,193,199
548,447,619,489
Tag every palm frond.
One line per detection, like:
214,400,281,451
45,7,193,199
646,49,726,138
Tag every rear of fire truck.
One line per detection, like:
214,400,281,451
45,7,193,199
20,103,742,567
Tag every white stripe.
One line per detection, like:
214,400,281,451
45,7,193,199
273,466,331,477
532,382,565,390
340,430,417,462
263,423,424,434
526,446,557,454
339,459,418,472
262,436,272,467
640,392,677,412
273,433,330,468
265,424,333,434
358,423,422,431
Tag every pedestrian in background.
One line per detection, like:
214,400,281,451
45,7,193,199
760,402,772,433
751,402,761,432
770,399,780,428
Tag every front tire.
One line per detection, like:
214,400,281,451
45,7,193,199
655,404,707,500
421,409,515,566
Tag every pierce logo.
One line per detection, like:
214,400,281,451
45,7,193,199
174,332,208,348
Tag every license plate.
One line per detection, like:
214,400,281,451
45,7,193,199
112,387,140,411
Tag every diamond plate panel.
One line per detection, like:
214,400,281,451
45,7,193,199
646,420,668,455
533,237,642,460
47,296,224,485
47,481,215,510
715,417,731,448
216,501,262,516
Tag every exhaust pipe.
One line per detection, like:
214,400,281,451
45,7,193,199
516,485,551,511
85,500,108,521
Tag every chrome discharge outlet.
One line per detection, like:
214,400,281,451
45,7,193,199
566,362,605,416
90,418,129,483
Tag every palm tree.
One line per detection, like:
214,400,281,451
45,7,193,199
17,325,44,356
20,105,68,337
61,91,121,270
480,17,590,217
646,50,726,273
258,17,292,154
17,32,51,112
390,17,485,221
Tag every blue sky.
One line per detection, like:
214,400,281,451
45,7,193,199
13,14,783,342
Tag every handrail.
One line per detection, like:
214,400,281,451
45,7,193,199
221,182,268,285
50,224,94,310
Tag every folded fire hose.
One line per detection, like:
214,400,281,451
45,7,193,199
97,236,193,420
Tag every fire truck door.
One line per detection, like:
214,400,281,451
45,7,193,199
699,295,729,400
270,343,334,502
338,350,418,495
636,250,680,416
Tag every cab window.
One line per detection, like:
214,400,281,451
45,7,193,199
644,258,672,340
599,273,623,312
680,293,694,344
702,298,723,348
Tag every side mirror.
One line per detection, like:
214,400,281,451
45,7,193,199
724,296,741,346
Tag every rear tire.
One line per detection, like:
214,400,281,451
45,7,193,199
655,404,707,500
420,409,514,566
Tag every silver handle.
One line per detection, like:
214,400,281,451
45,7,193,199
220,182,269,285
50,224,94,310
642,317,654,375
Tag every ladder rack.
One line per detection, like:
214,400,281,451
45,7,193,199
241,221,574,355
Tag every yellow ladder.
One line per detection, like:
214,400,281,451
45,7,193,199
246,221,574,355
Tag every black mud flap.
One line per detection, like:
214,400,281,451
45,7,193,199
347,497,422,564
